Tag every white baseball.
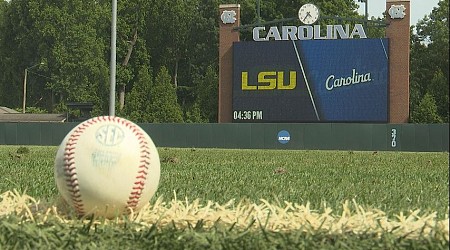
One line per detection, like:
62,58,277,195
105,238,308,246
54,116,160,218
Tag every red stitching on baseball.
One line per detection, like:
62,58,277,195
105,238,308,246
121,117,151,212
62,117,104,216
63,138,84,214
138,169,148,174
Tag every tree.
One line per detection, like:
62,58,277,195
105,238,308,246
123,65,153,123
410,0,449,123
148,67,183,123
0,0,42,108
143,0,221,117
184,102,206,123
31,0,111,114
195,65,218,122
116,0,150,111
411,93,443,123
0,0,111,114
0,0,6,103
145,0,198,88
427,70,449,121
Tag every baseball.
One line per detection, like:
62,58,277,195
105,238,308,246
54,116,160,218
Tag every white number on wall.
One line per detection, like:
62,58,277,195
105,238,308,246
391,128,397,148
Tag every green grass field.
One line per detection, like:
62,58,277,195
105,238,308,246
0,146,449,249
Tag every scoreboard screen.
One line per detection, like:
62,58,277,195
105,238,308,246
232,38,389,122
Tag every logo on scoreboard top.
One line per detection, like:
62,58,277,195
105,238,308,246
253,24,367,41
252,3,367,41
221,10,237,24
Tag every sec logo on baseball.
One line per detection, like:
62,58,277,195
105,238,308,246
54,116,160,218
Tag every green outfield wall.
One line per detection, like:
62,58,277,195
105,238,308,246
0,123,448,152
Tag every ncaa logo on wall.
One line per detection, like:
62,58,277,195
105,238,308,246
277,130,291,144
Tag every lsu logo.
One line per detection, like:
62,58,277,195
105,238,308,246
241,71,297,90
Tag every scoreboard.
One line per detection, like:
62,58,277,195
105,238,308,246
232,38,389,123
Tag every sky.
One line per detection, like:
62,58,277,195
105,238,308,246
355,0,441,25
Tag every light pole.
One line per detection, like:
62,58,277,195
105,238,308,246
22,62,44,113
109,0,117,116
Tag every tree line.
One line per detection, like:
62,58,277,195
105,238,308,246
0,0,448,123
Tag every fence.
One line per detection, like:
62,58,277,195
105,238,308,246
0,122,448,152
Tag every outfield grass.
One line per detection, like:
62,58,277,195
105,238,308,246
158,147,449,217
0,146,449,249
1,146,448,216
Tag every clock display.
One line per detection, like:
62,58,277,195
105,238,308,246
298,3,320,25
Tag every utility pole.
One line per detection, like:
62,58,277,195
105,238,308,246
22,69,28,114
22,62,44,113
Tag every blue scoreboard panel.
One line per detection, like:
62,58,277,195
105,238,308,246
232,38,389,122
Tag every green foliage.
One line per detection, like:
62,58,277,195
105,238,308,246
184,102,206,123
410,0,449,123
0,0,224,120
15,106,48,114
0,1,6,103
148,67,184,123
195,65,218,122
145,0,197,82
0,0,39,108
0,0,111,113
427,70,449,122
411,93,443,123
364,16,386,38
143,0,220,116
34,0,110,113
122,66,153,123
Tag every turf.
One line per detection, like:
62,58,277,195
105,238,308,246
1,217,448,250
1,146,448,216
0,146,448,249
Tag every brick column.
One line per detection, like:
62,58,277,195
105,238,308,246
386,0,410,123
218,4,240,123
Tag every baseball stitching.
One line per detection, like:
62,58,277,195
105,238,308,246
62,116,151,216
